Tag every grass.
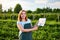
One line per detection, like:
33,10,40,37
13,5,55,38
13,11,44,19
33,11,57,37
0,20,60,25
32,20,60,25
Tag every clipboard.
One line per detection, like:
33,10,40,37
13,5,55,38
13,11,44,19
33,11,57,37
35,18,46,26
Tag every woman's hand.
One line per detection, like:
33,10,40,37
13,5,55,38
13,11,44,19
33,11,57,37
32,25,38,30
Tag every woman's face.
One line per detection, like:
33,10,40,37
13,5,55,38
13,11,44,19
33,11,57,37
21,11,26,19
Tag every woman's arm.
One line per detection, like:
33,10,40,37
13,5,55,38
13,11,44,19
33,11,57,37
17,24,38,32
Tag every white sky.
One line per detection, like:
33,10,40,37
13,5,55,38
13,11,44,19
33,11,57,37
0,0,60,11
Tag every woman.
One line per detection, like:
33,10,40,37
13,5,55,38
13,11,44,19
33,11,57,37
17,10,38,40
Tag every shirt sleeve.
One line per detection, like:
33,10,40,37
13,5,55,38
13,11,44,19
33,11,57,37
17,21,20,25
28,19,31,23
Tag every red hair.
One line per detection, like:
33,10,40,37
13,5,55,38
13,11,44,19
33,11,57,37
18,10,27,21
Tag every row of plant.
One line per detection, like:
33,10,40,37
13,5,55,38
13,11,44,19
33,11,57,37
0,13,60,21
0,20,60,40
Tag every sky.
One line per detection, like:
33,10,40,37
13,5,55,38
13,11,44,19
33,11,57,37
0,0,60,11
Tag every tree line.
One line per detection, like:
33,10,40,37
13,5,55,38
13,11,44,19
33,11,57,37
0,4,60,13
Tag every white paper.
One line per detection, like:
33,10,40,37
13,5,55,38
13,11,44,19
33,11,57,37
38,18,46,26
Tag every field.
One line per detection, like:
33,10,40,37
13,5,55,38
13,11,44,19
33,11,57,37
0,13,60,40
